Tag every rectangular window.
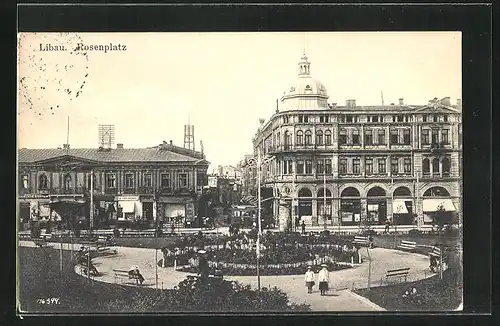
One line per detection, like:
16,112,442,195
22,175,29,189
352,129,360,145
403,129,411,145
339,128,347,145
283,116,289,124
377,129,385,145
325,159,332,174
161,173,171,188
305,132,312,145
391,158,399,174
125,173,134,188
339,158,347,174
353,158,360,174
378,158,386,174
288,161,294,174
365,158,373,175
422,129,430,144
404,158,412,173
433,114,438,122
397,115,404,122
372,115,379,123
317,160,324,174
296,160,304,174
106,173,116,188
179,173,188,188
143,173,152,187
444,115,448,122
324,115,330,123
364,130,373,145
304,115,309,123
283,160,288,174
298,115,303,123
423,115,428,122
319,115,324,123
346,115,353,123
305,160,313,174
431,129,439,144
390,129,399,144
442,129,449,144
197,173,205,186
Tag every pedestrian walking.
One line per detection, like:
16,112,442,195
384,219,390,233
318,264,330,296
301,220,306,235
304,265,315,294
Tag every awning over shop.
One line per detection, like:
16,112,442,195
422,199,456,212
50,198,86,205
119,201,136,213
393,199,410,214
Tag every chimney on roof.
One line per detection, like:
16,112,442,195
441,97,451,106
345,99,356,108
116,143,124,149
63,144,70,149
398,98,404,106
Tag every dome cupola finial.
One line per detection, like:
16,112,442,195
298,52,310,76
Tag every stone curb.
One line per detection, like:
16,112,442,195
344,289,387,311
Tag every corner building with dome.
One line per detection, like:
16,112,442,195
252,54,462,232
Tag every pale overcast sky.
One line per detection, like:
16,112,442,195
18,32,461,171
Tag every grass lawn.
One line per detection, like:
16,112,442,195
354,249,462,311
18,246,164,313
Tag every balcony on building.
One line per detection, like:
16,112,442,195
48,186,89,195
105,187,118,195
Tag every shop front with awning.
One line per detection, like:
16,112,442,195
116,196,141,222
422,198,456,224
392,199,414,225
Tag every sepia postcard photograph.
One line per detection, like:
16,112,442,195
17,31,464,314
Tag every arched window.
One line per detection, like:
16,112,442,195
324,130,332,145
298,188,312,197
316,130,324,145
296,130,304,145
442,157,451,176
305,130,312,145
432,158,440,175
341,187,360,197
38,174,48,189
423,158,430,174
64,174,72,190
317,188,332,198
393,186,412,197
423,186,450,197
367,186,386,197
284,131,292,148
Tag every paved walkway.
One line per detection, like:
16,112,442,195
19,240,434,311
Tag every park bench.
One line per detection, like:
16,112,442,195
113,269,141,285
353,236,370,247
398,240,417,251
383,267,410,284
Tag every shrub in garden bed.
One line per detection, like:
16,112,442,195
179,261,352,276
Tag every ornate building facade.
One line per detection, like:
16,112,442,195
252,54,462,231
18,141,209,229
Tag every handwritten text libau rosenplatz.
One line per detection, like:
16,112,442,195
39,43,127,53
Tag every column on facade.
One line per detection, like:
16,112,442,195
135,170,139,193
361,124,364,148
429,158,433,176
386,125,390,147
439,159,443,177
278,198,290,232
360,155,365,177
386,155,391,176
360,198,367,222
387,193,393,222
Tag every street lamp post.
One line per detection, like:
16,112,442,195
323,170,327,230
256,148,262,292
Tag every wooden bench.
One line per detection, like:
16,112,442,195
353,236,370,246
383,267,410,284
113,269,141,285
398,240,417,251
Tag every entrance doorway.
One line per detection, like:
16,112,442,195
366,186,387,225
340,187,361,226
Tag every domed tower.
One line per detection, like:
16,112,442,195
280,53,329,110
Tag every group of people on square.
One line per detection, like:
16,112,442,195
304,264,330,296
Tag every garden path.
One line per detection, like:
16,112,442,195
19,240,432,311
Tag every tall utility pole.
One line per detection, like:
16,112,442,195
323,169,327,230
90,169,94,232
256,148,262,291
291,163,296,232
391,178,397,247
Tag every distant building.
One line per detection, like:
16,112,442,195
18,140,209,229
252,54,462,231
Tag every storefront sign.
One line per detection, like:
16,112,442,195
116,195,139,201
